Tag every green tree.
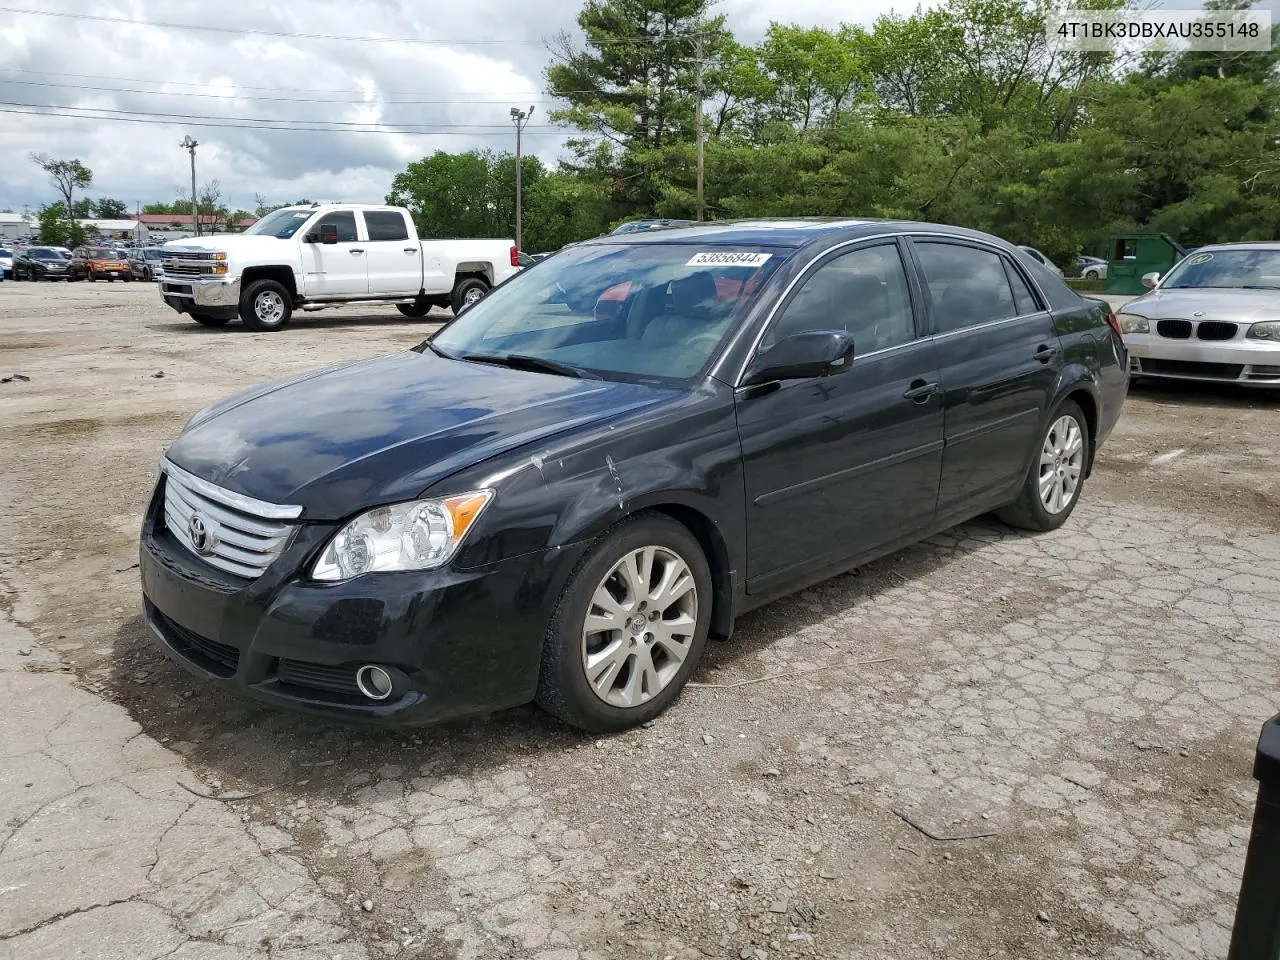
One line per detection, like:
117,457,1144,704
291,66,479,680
30,155,93,223
94,198,129,219
546,0,729,214
36,203,86,247
387,149,546,240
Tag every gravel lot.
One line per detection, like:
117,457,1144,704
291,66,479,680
1,281,1278,960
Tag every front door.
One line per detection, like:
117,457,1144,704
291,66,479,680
302,210,367,297
908,239,1062,516
362,210,422,296
736,240,944,593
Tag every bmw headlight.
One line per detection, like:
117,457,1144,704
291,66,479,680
311,491,493,581
1247,321,1280,341
1116,313,1149,334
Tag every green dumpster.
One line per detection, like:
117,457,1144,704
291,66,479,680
1105,233,1186,294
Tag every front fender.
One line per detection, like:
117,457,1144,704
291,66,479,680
444,380,746,589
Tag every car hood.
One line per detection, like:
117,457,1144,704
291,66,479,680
165,235,296,260
165,350,676,520
1124,288,1280,323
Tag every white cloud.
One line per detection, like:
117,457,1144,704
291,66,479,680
4,0,1264,214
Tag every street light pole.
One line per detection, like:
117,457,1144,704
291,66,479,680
510,105,534,251
180,136,199,237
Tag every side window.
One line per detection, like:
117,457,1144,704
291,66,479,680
763,244,916,353
313,211,358,243
1004,260,1041,316
364,211,409,242
914,242,1018,334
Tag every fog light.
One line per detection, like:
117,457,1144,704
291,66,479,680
355,664,394,701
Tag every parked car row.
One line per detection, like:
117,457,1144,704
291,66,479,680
5,244,170,282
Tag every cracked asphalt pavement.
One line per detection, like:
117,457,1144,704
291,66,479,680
1,282,1277,959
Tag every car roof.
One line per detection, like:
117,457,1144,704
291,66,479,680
585,218,1022,251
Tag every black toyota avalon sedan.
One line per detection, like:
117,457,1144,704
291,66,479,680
140,219,1128,733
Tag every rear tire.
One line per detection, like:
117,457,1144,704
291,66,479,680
191,313,232,328
536,513,712,733
450,276,489,314
240,279,293,331
396,300,433,318
997,400,1090,532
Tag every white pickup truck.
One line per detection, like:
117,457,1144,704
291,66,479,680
158,203,520,331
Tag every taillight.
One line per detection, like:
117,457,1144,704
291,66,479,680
510,246,519,267
1104,310,1122,338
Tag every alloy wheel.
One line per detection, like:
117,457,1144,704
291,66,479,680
581,545,698,708
1039,415,1084,515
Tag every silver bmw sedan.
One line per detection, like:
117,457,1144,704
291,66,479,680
1117,243,1280,387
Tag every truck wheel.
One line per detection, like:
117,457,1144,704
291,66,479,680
396,300,433,318
450,277,489,314
191,313,231,327
241,279,293,331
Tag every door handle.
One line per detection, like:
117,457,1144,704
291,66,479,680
404,247,418,254
903,380,939,402
349,248,365,255
1034,344,1058,363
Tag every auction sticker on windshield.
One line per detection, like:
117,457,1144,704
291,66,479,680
1187,253,1214,265
686,252,773,267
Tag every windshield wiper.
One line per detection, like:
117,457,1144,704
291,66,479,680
459,352,601,380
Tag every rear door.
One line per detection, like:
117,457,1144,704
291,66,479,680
362,210,422,296
908,238,1061,517
301,210,368,297
736,240,944,592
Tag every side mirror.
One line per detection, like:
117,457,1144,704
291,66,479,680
742,331,855,386
1141,271,1160,289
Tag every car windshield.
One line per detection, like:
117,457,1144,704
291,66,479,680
432,242,789,383
243,208,311,239
1162,249,1280,289
86,248,114,258
30,248,59,260
144,249,165,260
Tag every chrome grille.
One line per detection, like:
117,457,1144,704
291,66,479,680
165,250,222,277
161,459,301,579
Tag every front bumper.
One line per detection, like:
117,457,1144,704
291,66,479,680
138,480,577,726
1125,333,1280,386
161,277,242,311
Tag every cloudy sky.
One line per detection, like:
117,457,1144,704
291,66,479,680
1,0,1270,216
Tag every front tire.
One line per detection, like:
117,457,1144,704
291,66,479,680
240,279,293,331
536,513,712,733
1083,269,1101,280
450,276,489,314
396,300,433,318
997,400,1090,532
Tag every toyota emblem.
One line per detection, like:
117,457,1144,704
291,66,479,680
187,513,217,556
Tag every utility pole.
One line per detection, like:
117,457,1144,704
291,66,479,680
510,106,534,251
135,200,141,245
180,135,199,237
694,34,706,222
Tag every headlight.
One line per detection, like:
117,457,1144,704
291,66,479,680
1247,321,1280,341
311,491,493,581
1116,313,1149,334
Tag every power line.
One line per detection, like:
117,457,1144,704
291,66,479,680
0,78,567,106
1,105,569,136
0,100,554,129
0,7,712,45
0,67,604,97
